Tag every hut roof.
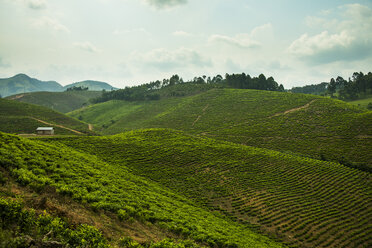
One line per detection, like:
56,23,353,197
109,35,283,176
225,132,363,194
36,127,54,131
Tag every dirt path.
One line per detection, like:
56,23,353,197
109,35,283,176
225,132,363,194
29,117,84,135
9,94,24,100
192,104,209,127
88,124,93,131
270,99,317,118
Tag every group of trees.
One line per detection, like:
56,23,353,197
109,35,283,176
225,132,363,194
328,72,372,100
225,73,284,91
66,86,89,91
291,82,329,95
291,72,372,101
92,73,285,103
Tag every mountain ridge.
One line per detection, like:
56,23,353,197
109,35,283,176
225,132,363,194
0,74,117,97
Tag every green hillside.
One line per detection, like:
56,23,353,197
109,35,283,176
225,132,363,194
43,129,372,248
348,95,372,109
0,131,284,248
0,74,63,97
69,89,372,170
64,80,117,91
0,98,93,135
6,91,103,113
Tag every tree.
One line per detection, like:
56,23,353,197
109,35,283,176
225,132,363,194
328,78,336,96
367,102,372,110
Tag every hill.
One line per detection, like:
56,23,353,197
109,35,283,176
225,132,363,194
0,74,63,97
69,89,372,170
6,91,103,113
42,129,372,248
0,98,93,135
348,95,372,110
64,80,117,91
0,131,284,248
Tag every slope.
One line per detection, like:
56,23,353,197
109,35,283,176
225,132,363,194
69,89,372,169
6,91,103,113
64,80,117,91
0,74,63,97
43,129,372,248
0,131,283,248
0,98,93,135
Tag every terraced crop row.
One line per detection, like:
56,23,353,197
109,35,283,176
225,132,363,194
0,98,92,135
1,131,283,248
46,129,372,248
69,89,372,169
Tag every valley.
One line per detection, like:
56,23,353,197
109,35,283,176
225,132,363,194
0,76,371,248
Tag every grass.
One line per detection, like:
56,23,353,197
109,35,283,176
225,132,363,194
0,131,284,248
42,129,372,248
69,89,372,170
6,90,102,113
0,98,94,135
347,95,372,109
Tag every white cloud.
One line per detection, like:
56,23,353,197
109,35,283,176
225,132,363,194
32,16,70,33
289,4,372,64
250,23,272,38
289,31,354,57
209,33,260,49
144,0,187,9
172,31,192,37
26,0,47,10
74,42,100,53
135,47,212,71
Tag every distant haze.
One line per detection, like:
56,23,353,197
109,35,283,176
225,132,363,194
0,0,371,88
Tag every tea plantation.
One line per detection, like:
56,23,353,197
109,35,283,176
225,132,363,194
44,129,372,248
69,89,372,170
6,90,102,113
0,131,284,248
0,98,93,135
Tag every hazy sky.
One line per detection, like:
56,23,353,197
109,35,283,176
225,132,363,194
0,0,371,88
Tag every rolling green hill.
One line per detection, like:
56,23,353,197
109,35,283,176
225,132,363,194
0,74,63,97
64,80,118,91
0,98,93,135
69,89,372,170
6,90,103,113
348,95,372,109
42,129,372,248
0,131,284,248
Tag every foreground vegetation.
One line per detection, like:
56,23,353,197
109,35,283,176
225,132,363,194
0,131,283,247
43,129,372,248
70,89,372,171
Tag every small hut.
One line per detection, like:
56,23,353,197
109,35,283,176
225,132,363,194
36,127,54,135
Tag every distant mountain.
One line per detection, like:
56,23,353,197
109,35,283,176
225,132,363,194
0,74,118,97
0,74,63,97
63,80,117,91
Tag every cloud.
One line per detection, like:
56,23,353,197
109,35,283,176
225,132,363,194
32,16,70,32
144,0,187,9
172,31,192,37
250,23,272,38
289,4,372,64
26,0,47,10
136,47,212,71
209,33,260,49
74,42,100,53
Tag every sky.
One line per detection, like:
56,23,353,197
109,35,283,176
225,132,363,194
0,0,371,88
